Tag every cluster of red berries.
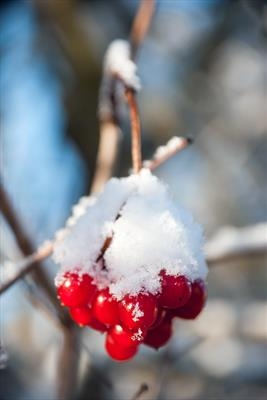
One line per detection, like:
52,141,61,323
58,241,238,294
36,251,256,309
57,269,207,362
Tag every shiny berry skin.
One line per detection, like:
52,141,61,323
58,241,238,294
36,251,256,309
108,324,146,348
119,293,158,330
57,272,96,308
149,308,166,330
158,270,192,309
105,335,138,361
92,289,120,326
144,318,173,350
173,279,207,319
69,305,93,326
87,317,107,332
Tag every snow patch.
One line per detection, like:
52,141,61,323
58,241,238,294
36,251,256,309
53,169,208,299
104,39,141,91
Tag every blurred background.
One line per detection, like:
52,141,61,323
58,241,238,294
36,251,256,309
0,0,266,399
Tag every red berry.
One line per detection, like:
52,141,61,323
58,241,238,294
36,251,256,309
173,279,207,319
149,308,166,330
87,317,107,332
69,305,93,326
158,270,192,309
57,272,96,307
108,324,146,348
144,318,173,349
105,335,138,361
92,289,120,326
119,293,158,330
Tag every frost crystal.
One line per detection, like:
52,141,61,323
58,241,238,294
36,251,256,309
53,169,208,299
131,329,144,342
131,303,144,322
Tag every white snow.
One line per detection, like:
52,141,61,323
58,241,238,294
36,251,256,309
103,39,141,91
53,169,208,298
153,136,185,159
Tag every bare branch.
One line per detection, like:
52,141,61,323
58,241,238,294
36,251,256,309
57,326,80,400
125,88,142,173
90,120,121,194
144,136,193,171
0,186,64,317
206,223,267,266
91,0,155,191
130,0,155,58
131,383,149,400
0,242,53,295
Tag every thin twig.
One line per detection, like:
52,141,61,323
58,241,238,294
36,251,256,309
131,383,149,400
0,242,53,295
91,0,155,190
130,0,155,58
57,326,80,400
144,136,192,171
125,88,142,173
90,120,120,194
0,185,68,322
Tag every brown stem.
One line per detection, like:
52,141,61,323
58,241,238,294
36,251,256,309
130,0,155,58
125,88,142,173
0,185,70,325
145,137,192,171
0,243,53,295
131,383,149,400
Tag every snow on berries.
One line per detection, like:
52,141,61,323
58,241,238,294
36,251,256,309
53,169,208,362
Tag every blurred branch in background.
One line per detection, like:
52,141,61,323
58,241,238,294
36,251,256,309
0,184,68,326
206,223,267,266
33,0,101,190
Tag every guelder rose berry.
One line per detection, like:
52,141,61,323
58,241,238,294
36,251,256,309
158,270,192,309
69,306,93,326
56,272,96,308
144,318,173,350
108,324,146,348
93,289,120,326
105,335,138,361
174,279,207,320
87,317,107,333
119,293,158,330
53,169,209,361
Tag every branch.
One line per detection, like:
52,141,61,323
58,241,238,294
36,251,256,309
0,185,68,321
131,383,149,400
206,223,267,266
130,0,155,58
0,242,53,295
144,136,192,171
125,88,142,173
91,0,155,190
57,326,80,400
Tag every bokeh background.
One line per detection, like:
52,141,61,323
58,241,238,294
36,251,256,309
1,0,266,399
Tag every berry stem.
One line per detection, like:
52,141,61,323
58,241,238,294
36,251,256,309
125,88,142,173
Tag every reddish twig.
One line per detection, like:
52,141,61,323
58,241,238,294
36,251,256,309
130,0,155,58
125,88,142,173
144,137,192,171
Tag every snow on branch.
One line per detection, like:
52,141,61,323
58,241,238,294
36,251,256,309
104,39,141,91
144,136,192,171
206,223,267,265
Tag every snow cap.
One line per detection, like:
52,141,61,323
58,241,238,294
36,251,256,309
53,170,208,299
